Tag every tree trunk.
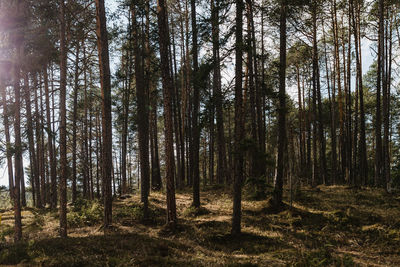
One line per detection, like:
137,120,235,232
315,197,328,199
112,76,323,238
72,42,80,202
232,0,244,236
59,0,68,238
44,66,57,208
24,73,42,208
1,79,15,202
13,48,23,242
95,0,113,230
132,4,150,217
157,0,177,226
375,0,384,187
212,0,228,185
272,0,287,207
191,0,201,208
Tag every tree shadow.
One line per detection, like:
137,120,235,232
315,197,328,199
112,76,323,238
0,232,191,266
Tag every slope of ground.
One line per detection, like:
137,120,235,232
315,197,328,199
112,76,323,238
0,186,399,266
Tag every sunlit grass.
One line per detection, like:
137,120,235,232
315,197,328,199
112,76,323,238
0,185,399,266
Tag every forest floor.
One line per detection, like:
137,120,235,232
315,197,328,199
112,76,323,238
0,185,399,266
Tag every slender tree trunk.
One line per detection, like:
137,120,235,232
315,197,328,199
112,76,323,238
121,50,129,194
330,1,338,184
191,0,201,208
2,79,15,202
272,0,287,207
95,0,113,230
132,4,150,217
148,14,162,193
13,46,23,242
311,2,319,186
212,0,228,185
383,7,392,191
246,0,258,182
375,0,384,187
232,0,244,236
59,0,68,238
33,75,45,206
44,66,57,208
157,0,177,226
24,73,42,208
72,43,80,202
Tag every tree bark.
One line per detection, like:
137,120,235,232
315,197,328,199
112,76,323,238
95,0,113,230
1,79,15,202
23,73,42,208
272,0,287,207
232,0,244,236
132,4,150,217
59,0,68,238
43,66,57,208
191,0,201,208
157,0,177,226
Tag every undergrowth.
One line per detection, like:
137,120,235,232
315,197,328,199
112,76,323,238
67,198,103,227
0,186,399,266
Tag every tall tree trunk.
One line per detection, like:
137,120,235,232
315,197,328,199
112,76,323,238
24,73,42,208
375,0,384,187
1,79,15,202
147,0,162,192
383,7,392,191
95,0,113,230
232,0,244,236
311,2,319,186
246,0,258,182
72,43,80,202
272,0,287,207
132,4,150,217
157,0,177,226
191,0,201,208
59,0,68,238
44,66,57,208
212,0,227,185
13,46,23,242
34,75,45,206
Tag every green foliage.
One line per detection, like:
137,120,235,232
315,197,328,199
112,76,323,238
0,225,13,242
67,199,103,228
244,175,270,200
114,202,163,224
26,212,45,232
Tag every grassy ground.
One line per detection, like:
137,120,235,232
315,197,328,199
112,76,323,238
0,186,399,266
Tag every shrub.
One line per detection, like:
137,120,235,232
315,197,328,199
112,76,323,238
0,225,14,241
67,199,103,228
244,176,270,200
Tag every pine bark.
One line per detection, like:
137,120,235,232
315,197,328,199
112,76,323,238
44,66,57,207
232,0,244,236
157,0,177,226
59,0,68,238
1,78,14,201
191,0,201,208
132,4,150,216
95,0,113,230
24,73,42,208
272,0,287,207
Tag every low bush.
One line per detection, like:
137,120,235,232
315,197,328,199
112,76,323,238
67,199,103,228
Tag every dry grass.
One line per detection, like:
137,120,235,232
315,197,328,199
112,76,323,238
0,186,399,266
